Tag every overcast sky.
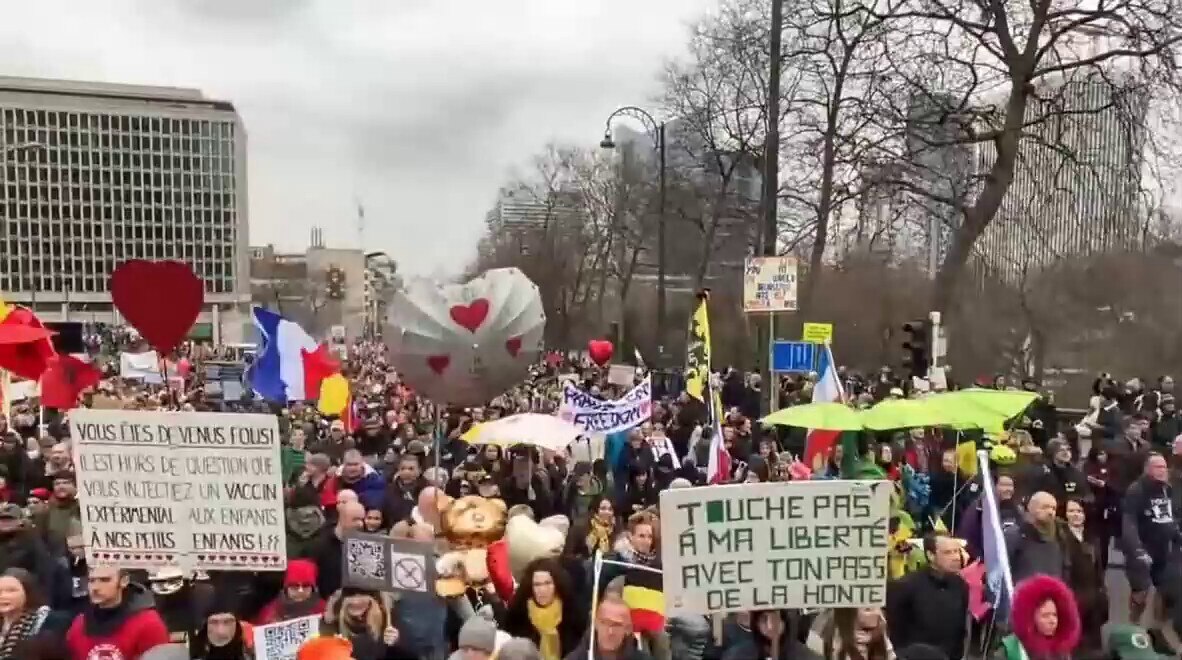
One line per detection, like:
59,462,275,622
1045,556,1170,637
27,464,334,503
0,0,716,276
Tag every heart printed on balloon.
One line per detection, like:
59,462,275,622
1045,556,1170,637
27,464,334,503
110,260,205,355
587,339,614,366
385,268,546,406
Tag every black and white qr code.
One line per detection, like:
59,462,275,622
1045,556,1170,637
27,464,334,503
346,537,387,581
264,616,314,659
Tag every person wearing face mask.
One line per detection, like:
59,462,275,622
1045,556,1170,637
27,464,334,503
189,592,254,660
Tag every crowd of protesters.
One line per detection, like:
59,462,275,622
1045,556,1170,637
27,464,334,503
0,329,1179,660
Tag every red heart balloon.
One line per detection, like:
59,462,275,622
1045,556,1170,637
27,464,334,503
505,336,522,358
587,339,614,366
427,355,450,375
450,299,490,333
110,260,204,354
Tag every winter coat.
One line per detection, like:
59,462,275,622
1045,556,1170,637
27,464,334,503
66,582,171,660
885,568,969,660
1005,520,1068,584
329,464,387,511
996,575,1080,660
1120,475,1181,564
503,595,587,659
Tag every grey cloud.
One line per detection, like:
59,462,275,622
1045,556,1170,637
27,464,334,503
0,0,718,273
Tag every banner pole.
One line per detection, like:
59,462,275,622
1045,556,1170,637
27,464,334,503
768,313,777,415
588,551,603,659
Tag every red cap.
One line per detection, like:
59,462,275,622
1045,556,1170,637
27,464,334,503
29,488,50,500
285,559,318,588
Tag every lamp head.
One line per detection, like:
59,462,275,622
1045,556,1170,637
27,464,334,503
599,132,615,150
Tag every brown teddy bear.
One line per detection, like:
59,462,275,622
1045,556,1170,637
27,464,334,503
435,495,508,597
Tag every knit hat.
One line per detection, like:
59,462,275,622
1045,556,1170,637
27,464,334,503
285,559,318,588
497,638,543,660
670,478,693,489
1106,624,1170,660
297,636,354,660
457,614,498,653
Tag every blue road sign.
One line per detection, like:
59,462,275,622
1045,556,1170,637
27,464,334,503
771,341,816,373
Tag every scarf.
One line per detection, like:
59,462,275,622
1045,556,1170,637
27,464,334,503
631,548,657,566
528,599,563,660
587,517,614,555
0,607,47,660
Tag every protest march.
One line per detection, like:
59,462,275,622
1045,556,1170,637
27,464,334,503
0,256,1173,660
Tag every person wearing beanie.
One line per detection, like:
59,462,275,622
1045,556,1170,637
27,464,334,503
1152,393,1181,449
189,589,253,660
454,615,499,660
1026,438,1089,514
256,559,326,625
498,637,543,660
297,635,354,660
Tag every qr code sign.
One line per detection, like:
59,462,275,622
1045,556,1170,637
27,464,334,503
263,616,314,659
347,537,387,581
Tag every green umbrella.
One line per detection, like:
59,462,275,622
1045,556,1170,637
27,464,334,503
761,402,863,431
861,398,949,431
924,388,1038,432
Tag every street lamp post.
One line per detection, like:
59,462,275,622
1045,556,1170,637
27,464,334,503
600,107,667,363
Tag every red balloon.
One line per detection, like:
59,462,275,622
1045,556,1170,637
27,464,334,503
111,260,205,355
587,339,614,366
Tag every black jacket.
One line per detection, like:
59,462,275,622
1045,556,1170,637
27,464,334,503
885,568,969,660
1121,475,1181,562
307,527,345,597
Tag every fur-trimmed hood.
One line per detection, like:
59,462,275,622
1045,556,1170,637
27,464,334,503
322,589,398,641
1010,575,1080,658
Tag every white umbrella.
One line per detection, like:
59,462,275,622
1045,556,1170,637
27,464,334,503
461,413,582,453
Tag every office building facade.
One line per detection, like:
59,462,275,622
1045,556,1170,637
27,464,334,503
974,72,1147,284
0,76,249,341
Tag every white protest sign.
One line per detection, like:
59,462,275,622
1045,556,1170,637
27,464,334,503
659,480,890,616
253,614,319,660
70,409,287,573
558,376,652,434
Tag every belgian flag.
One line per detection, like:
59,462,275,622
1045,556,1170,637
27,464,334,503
621,567,664,634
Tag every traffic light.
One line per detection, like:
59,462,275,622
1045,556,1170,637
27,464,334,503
325,266,346,300
901,320,929,376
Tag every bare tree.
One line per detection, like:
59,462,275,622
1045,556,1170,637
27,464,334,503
660,1,770,289
872,0,1182,313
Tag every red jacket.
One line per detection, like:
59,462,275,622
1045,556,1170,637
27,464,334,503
66,583,170,660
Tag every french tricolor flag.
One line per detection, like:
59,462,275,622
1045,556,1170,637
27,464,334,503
804,343,846,469
249,307,339,403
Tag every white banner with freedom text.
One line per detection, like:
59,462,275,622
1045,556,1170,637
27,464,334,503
70,409,287,573
558,376,652,434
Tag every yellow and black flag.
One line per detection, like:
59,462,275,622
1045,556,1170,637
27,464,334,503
685,290,712,402
621,567,665,634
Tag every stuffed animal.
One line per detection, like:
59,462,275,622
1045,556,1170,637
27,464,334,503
435,495,509,597
506,514,569,579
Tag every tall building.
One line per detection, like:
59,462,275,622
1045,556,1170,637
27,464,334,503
851,93,974,268
249,238,369,340
974,72,1147,283
0,76,249,341
609,120,759,287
